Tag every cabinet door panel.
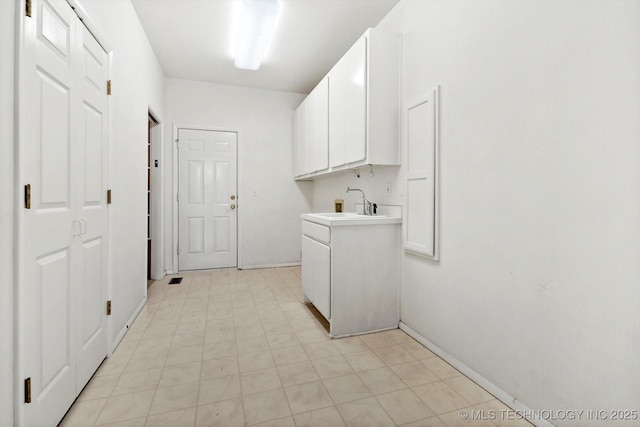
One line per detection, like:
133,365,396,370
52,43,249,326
314,78,329,172
343,36,367,165
301,236,331,320
329,64,345,168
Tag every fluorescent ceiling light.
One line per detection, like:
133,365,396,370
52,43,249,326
234,0,280,71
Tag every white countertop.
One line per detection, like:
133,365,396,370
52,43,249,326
301,212,402,227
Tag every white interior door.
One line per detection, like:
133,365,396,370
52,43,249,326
76,25,109,390
178,129,238,270
19,1,109,425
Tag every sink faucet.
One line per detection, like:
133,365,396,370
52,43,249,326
346,187,373,215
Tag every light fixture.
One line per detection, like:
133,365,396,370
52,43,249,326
234,0,280,70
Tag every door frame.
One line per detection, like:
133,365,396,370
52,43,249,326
171,124,241,273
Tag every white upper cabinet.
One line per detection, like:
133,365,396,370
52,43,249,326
294,77,329,177
329,35,367,167
294,27,400,180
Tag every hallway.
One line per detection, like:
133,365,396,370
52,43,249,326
59,267,531,426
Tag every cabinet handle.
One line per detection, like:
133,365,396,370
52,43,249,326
230,204,236,210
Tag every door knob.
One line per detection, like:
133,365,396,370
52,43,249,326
230,204,236,210
230,195,236,200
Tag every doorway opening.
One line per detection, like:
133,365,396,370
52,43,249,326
147,114,158,286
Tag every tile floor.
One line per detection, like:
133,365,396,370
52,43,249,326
60,267,532,427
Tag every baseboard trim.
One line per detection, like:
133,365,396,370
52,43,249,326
239,262,301,270
399,322,552,427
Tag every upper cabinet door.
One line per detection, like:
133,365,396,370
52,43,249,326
329,35,367,168
342,36,367,165
329,61,345,168
314,77,329,172
297,98,308,176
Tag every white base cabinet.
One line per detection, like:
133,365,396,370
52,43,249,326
301,215,401,337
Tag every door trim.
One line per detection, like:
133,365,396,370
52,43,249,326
171,124,241,273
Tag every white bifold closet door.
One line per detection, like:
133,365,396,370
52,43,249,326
18,0,109,425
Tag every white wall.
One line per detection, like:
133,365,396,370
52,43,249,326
0,1,16,425
164,78,311,271
72,0,165,347
374,0,640,421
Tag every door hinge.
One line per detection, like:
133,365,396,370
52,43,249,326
177,244,180,255
24,378,31,403
106,80,112,95
24,184,31,209
106,300,112,316
25,0,32,17
107,189,112,204
176,193,179,202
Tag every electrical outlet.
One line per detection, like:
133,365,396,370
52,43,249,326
385,183,392,196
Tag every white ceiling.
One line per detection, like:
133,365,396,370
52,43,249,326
131,0,400,94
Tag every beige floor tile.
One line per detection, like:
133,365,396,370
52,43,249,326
204,329,235,345
165,344,203,366
438,407,495,427
263,321,294,336
383,329,416,345
413,381,470,415
373,345,416,366
303,341,341,360
293,406,346,427
144,407,196,427
201,356,239,379
195,397,244,427
343,350,386,372
323,374,372,404
112,368,162,395
240,367,282,395
336,397,395,427
95,355,130,377
284,380,333,414
332,336,369,355
125,350,168,373
135,335,174,354
144,323,178,339
443,376,495,405
311,355,354,379
95,390,155,425
172,332,205,348
420,358,461,380
203,340,237,360
267,332,300,349
296,328,331,344
60,397,107,426
242,388,291,425
391,361,440,387
401,341,437,360
159,361,201,387
357,367,406,395
112,339,139,358
376,389,434,425
236,335,270,353
98,418,146,427
271,345,309,366
77,374,119,401
65,268,514,427
198,374,242,405
238,350,275,373
401,417,447,427
277,360,320,387
252,416,295,427
359,332,397,350
149,382,199,415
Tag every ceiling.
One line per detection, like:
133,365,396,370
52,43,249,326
131,0,400,94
